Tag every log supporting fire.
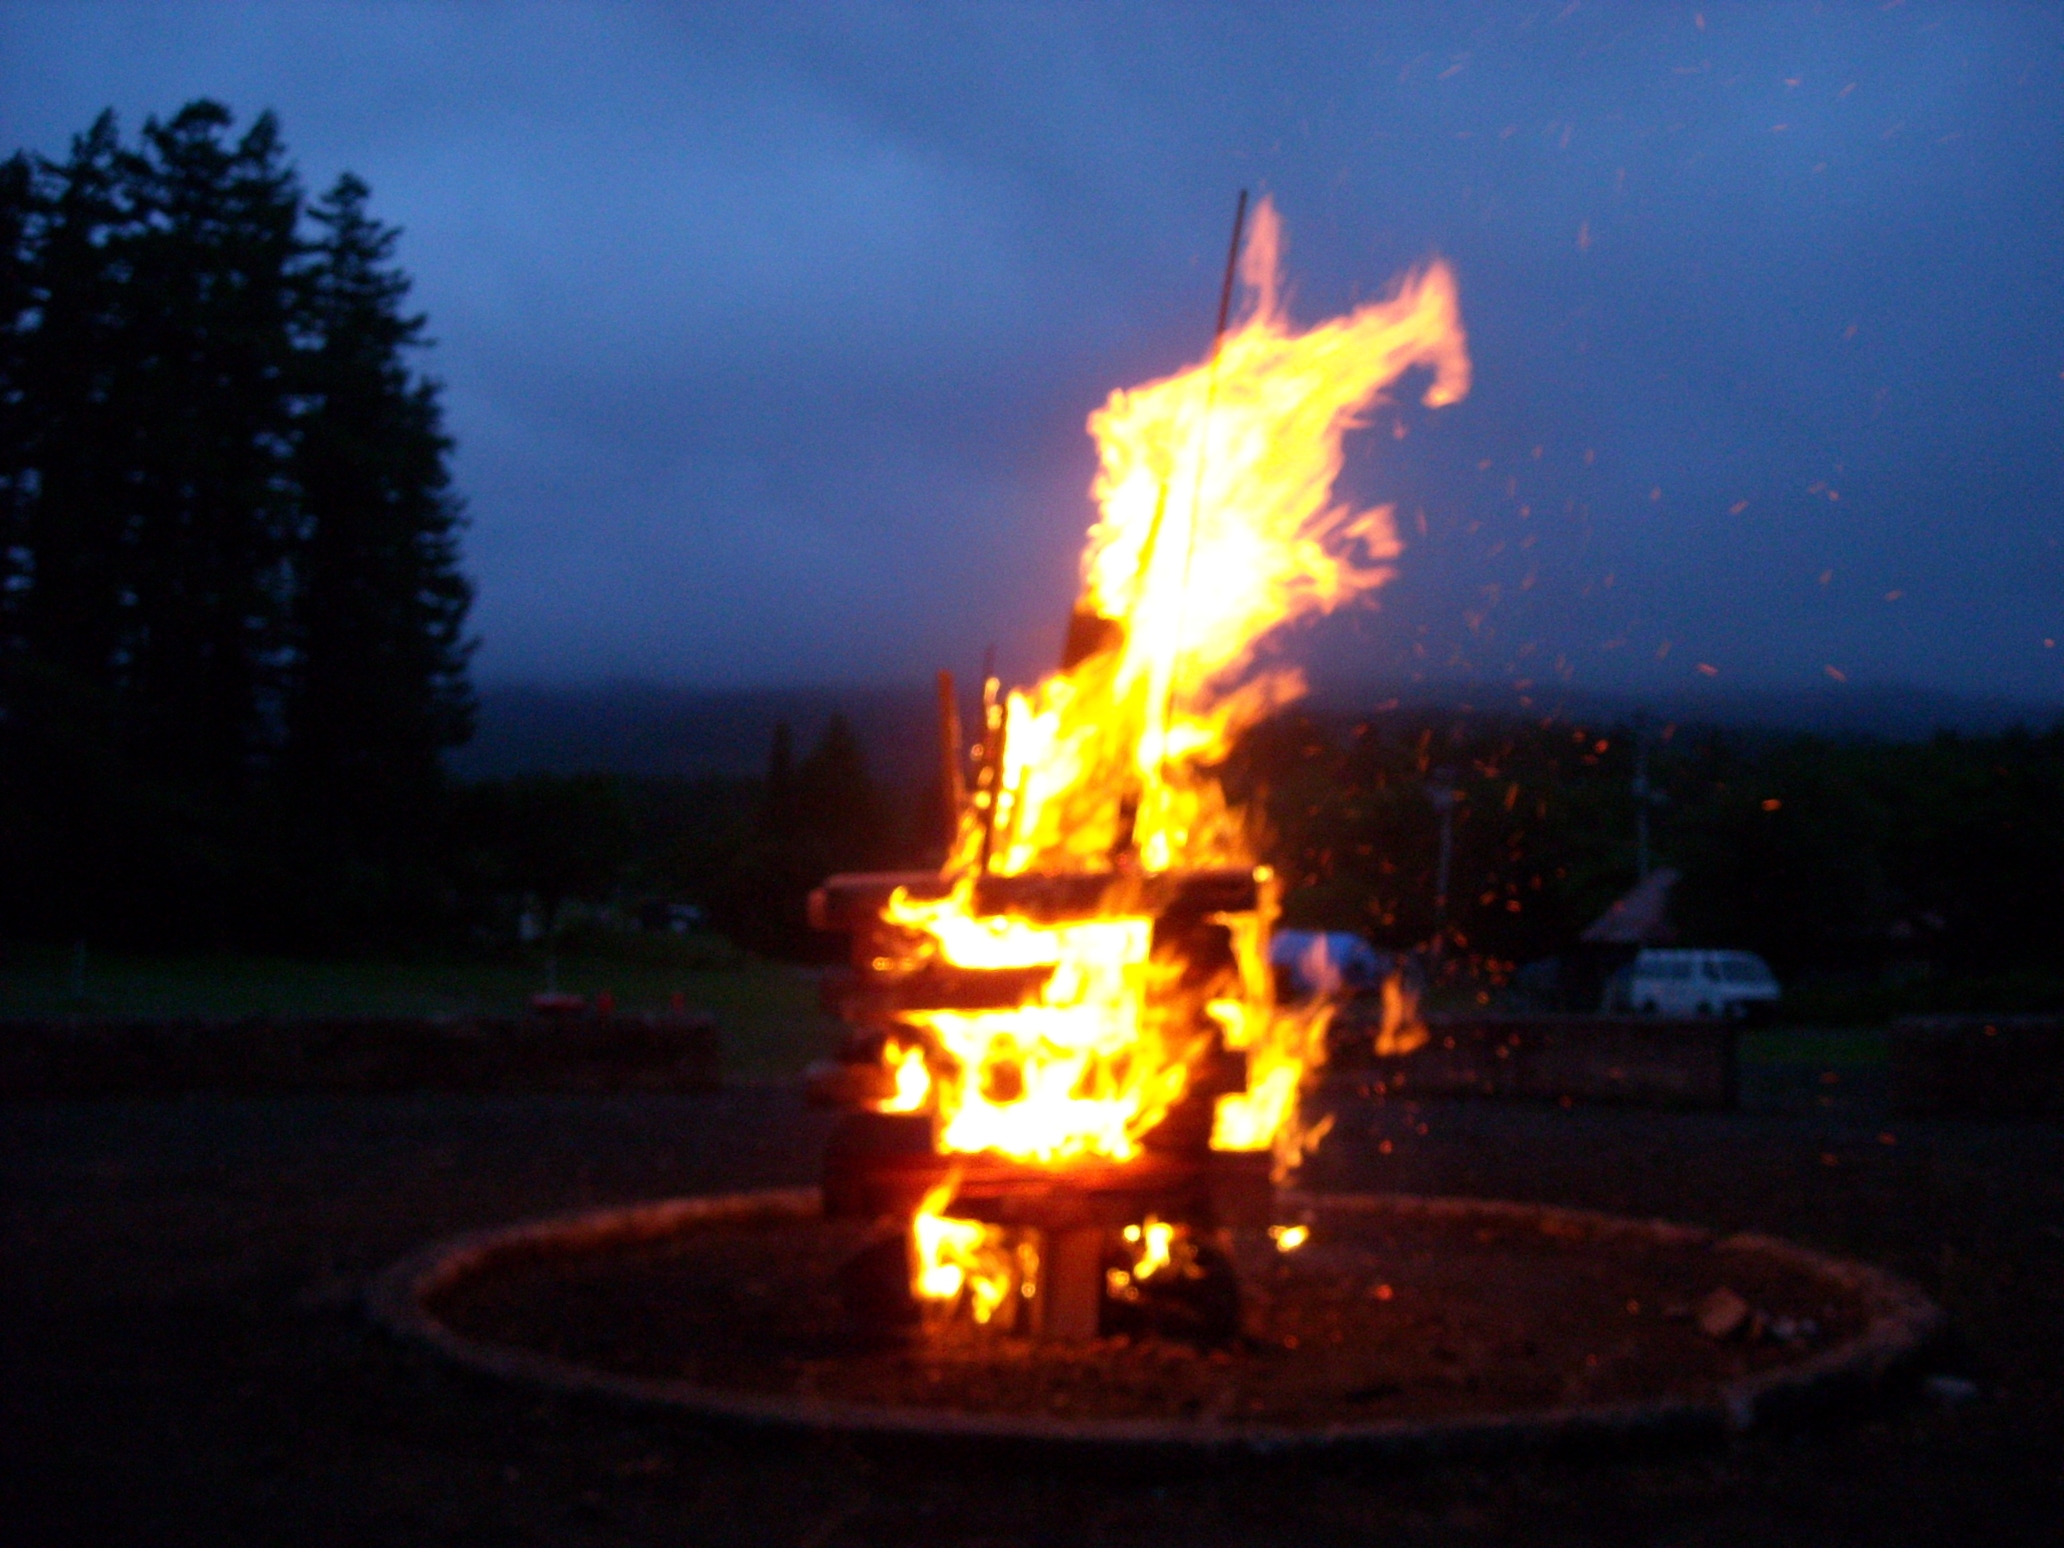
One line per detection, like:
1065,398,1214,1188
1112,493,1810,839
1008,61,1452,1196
808,864,1277,1341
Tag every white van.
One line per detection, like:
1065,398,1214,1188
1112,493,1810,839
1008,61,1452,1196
1605,949,1781,1020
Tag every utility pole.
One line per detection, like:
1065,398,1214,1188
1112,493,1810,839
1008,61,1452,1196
1630,713,1666,881
1633,729,1652,882
1428,767,1460,961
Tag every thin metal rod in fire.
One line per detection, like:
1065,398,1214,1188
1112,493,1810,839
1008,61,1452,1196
1158,188,1249,784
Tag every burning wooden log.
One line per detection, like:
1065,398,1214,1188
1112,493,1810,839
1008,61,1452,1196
809,866,1261,933
820,1117,1271,1230
811,855,1278,1345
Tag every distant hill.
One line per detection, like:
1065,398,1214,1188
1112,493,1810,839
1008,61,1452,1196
1306,679,2064,741
450,678,2063,784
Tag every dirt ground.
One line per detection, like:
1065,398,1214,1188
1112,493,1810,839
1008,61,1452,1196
428,1206,1874,1425
5,1065,2062,1546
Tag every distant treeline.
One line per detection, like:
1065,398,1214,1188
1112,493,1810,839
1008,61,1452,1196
443,704,2063,1005
0,103,471,946
449,714,934,961
1238,707,2064,992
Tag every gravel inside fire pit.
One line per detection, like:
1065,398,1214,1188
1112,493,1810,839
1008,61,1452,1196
424,1201,1866,1425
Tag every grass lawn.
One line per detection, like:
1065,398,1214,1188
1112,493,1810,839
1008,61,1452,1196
1740,1025,1888,1067
3,938,1903,1088
0,940,844,1084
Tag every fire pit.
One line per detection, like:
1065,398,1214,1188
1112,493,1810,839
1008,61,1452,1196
371,199,1940,1455
369,1188,1941,1457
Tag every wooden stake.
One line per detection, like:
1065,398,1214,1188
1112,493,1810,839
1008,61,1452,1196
975,672,1006,874
935,669,965,835
1038,1227,1106,1340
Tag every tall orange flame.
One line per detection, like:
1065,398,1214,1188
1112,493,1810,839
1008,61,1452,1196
890,199,1467,1184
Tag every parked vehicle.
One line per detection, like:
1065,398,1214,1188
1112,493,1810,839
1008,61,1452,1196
1604,949,1781,1020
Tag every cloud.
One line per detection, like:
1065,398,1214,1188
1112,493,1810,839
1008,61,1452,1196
2,2,2059,702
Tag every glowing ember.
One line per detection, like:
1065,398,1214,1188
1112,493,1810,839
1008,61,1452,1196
1375,972,1431,1058
876,198,1467,1314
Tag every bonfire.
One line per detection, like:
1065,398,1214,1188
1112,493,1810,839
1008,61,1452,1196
808,197,1467,1340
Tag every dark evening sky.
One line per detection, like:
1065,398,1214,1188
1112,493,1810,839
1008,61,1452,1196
5,3,2060,708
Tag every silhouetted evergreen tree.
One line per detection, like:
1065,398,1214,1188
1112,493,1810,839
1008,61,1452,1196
282,173,473,937
793,713,884,870
716,715,891,957
0,151,34,626
5,115,138,699
0,101,475,945
760,719,797,837
0,112,167,936
117,103,305,818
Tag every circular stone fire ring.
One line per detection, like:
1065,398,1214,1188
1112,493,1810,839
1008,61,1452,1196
368,1189,1942,1459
